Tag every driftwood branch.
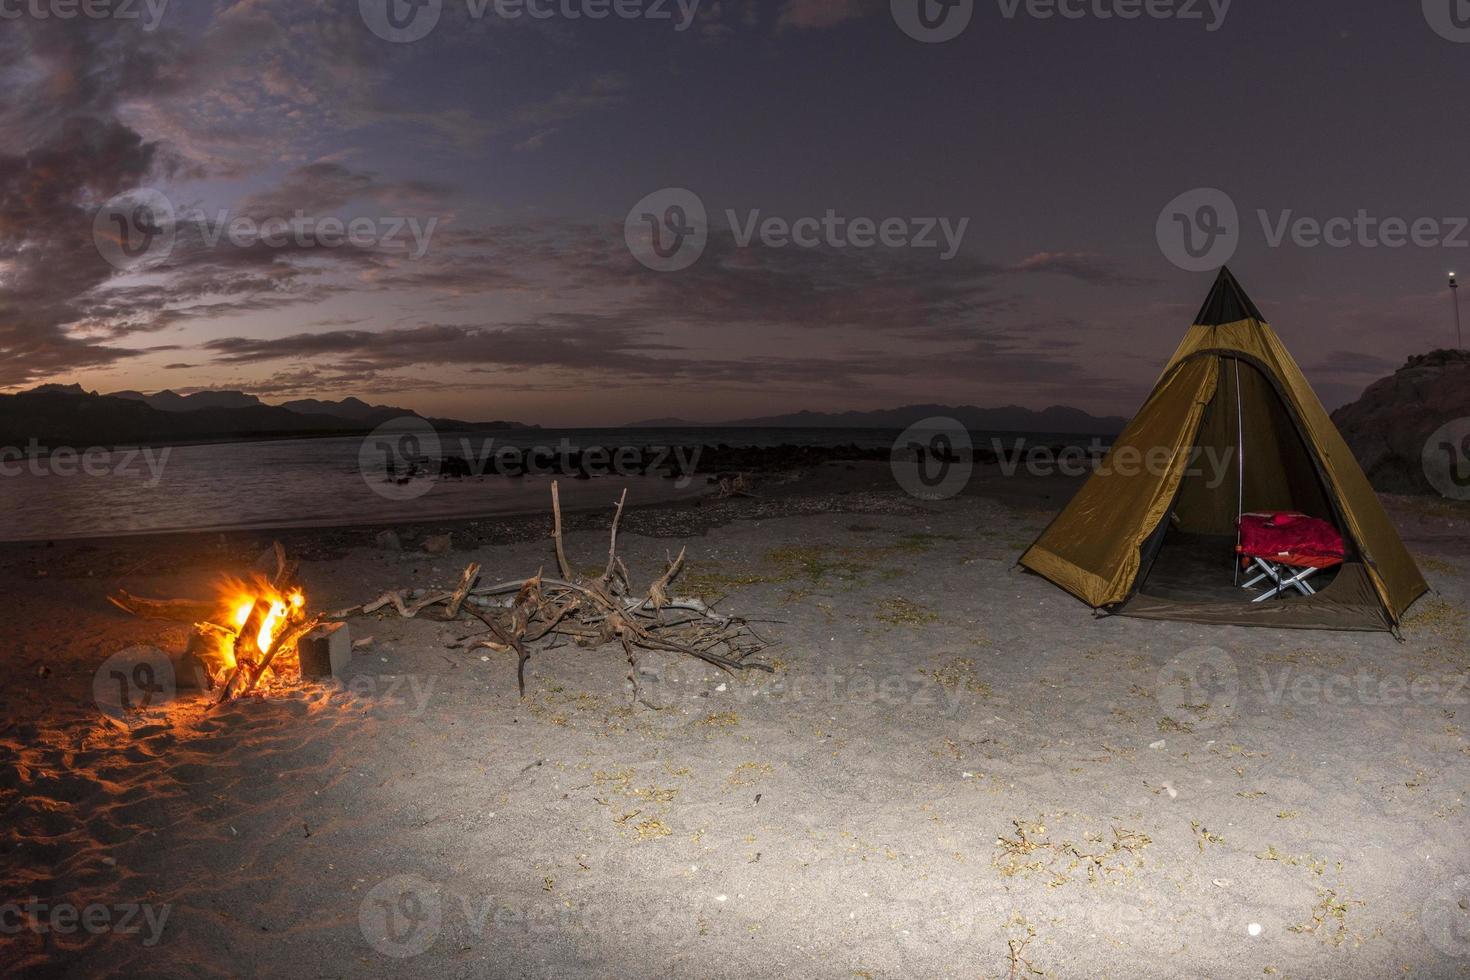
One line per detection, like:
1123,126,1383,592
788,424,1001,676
106,590,215,622
550,480,573,581
603,488,627,586
334,486,772,699
446,562,481,619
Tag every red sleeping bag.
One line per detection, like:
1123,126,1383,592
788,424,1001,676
1237,512,1345,569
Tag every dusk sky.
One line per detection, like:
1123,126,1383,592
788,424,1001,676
2,0,1466,425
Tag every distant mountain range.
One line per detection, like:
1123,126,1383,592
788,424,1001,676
3,385,1125,449
3,385,527,447
628,404,1130,435
107,388,432,427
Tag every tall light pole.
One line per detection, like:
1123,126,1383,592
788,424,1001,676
1452,272,1463,350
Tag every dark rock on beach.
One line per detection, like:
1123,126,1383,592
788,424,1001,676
1333,348,1470,494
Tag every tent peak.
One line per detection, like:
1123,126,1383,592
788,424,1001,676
1195,267,1265,326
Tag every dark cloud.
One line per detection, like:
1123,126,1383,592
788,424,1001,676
1307,349,1399,376
1009,252,1153,287
775,0,881,29
238,162,454,219
0,19,191,386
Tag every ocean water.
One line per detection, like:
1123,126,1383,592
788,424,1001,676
0,426,1098,541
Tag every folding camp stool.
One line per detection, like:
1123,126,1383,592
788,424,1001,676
1239,554,1340,601
1236,512,1346,603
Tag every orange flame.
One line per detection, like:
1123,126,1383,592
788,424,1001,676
215,577,307,670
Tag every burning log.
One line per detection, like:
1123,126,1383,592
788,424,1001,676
232,613,323,701
332,483,774,700
213,600,273,704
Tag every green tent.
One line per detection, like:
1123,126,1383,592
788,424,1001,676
1020,268,1426,631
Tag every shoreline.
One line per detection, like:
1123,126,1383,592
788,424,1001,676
0,461,1087,560
0,436,1103,546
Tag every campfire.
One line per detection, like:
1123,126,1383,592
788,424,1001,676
206,576,314,698
109,542,323,704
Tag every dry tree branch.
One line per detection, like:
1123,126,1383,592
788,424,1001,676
550,480,573,581
603,487,628,589
446,562,481,619
332,486,773,699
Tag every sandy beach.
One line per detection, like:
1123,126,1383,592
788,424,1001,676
3,462,1469,979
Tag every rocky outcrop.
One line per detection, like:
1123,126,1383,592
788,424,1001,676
1331,349,1470,494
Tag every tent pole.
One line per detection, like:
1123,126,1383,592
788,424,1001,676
1233,357,1244,585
